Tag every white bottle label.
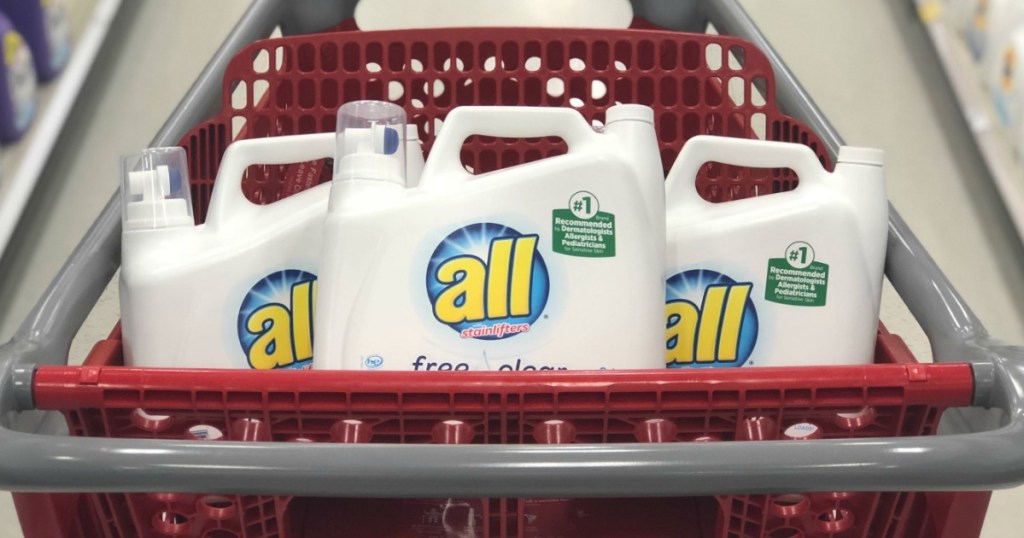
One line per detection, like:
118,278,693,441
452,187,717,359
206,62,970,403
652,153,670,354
426,223,547,342
356,221,606,372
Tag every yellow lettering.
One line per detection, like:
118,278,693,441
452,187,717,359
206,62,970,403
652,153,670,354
666,283,753,366
717,284,751,362
665,300,698,365
695,286,727,363
486,238,513,319
291,280,316,362
246,305,294,370
434,256,486,323
509,235,538,317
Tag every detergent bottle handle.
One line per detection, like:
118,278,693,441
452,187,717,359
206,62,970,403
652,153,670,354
665,135,826,210
204,133,336,229
419,106,597,189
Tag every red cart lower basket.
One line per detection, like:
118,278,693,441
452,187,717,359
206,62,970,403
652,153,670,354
15,325,989,538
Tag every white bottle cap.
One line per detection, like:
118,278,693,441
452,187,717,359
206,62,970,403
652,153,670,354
121,147,195,231
405,123,426,188
837,146,884,167
406,124,421,142
335,100,407,186
605,103,654,125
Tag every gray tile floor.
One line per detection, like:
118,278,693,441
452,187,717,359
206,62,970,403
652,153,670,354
0,1,1020,536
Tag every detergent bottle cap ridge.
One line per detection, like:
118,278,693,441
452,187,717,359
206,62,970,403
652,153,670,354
605,103,654,125
406,124,421,141
837,146,884,167
121,147,195,230
335,100,407,186
405,123,426,188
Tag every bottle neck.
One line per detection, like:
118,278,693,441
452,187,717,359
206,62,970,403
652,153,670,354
328,177,404,212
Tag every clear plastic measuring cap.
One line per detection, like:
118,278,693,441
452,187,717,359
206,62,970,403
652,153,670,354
334,100,406,185
121,147,195,230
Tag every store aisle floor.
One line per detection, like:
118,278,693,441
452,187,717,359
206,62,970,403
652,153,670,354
0,1,1021,536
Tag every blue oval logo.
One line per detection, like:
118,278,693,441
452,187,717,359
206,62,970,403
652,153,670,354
426,223,549,340
665,269,758,368
238,269,317,370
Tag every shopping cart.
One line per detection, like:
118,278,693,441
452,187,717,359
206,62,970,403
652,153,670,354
0,1,1018,537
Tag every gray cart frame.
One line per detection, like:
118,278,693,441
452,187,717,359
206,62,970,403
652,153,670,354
0,0,1021,498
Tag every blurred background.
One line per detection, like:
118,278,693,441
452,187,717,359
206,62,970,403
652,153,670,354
0,1,1019,536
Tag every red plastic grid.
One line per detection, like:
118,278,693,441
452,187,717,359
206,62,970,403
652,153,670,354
20,324,989,538
178,24,828,222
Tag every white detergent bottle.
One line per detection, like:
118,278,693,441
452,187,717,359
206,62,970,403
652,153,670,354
663,136,887,368
120,133,335,369
315,102,665,371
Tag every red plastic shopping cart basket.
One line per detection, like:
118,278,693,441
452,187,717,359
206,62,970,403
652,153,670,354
13,17,991,538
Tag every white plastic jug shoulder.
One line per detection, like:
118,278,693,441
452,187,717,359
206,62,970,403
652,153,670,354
663,136,887,368
314,102,666,371
120,134,336,369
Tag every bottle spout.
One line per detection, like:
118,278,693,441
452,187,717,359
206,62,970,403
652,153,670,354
833,145,888,297
836,146,884,167
334,100,407,186
605,104,655,126
121,147,195,231
602,104,664,226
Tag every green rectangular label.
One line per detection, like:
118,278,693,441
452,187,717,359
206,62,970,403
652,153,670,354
552,209,616,257
765,259,829,306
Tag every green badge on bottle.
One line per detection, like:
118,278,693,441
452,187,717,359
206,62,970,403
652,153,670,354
765,241,828,307
552,191,616,258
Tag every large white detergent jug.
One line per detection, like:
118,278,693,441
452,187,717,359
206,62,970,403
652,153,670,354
663,136,887,368
120,133,335,369
314,101,665,371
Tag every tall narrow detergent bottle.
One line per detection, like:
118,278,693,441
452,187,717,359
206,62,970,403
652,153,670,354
120,133,335,369
663,136,887,368
315,102,665,371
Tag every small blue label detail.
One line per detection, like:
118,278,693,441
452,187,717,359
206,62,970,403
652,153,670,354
238,270,317,370
364,355,384,369
665,269,758,368
426,223,549,340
